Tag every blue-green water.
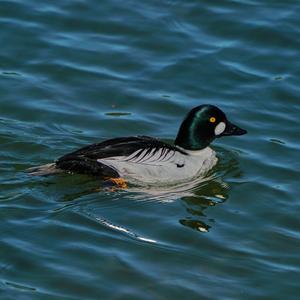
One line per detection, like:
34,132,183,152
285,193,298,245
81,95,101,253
1,0,300,299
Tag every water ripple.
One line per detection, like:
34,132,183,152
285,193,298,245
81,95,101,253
1,0,300,299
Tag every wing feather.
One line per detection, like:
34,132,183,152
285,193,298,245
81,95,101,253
56,136,187,176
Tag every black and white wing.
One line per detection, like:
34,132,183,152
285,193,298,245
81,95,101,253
55,136,186,177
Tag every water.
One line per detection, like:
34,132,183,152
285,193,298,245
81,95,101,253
1,0,300,299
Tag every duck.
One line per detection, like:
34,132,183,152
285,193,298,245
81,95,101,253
27,105,247,186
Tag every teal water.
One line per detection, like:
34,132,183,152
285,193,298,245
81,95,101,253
1,0,300,299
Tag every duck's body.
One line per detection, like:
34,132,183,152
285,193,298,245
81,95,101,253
27,105,247,185
93,137,217,184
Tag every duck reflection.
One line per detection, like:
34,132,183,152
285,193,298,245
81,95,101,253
179,179,229,232
133,175,229,232
54,175,229,233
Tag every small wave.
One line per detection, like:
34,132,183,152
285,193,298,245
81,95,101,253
93,215,158,244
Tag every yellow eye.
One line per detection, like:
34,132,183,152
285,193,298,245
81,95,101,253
209,117,216,123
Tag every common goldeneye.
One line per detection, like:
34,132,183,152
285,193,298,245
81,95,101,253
27,105,247,185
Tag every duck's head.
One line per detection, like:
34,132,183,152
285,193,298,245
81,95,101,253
175,105,247,150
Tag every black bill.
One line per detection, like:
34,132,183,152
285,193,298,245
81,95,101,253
219,121,247,137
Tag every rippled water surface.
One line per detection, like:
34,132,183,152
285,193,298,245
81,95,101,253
1,0,300,299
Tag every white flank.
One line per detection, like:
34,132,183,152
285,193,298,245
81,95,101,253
97,147,217,185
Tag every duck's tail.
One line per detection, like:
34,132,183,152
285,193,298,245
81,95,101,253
26,163,63,176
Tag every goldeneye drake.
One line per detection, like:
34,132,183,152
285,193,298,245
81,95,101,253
27,105,247,185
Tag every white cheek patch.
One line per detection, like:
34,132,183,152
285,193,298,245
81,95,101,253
214,122,226,135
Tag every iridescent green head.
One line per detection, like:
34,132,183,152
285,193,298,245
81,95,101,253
175,105,247,150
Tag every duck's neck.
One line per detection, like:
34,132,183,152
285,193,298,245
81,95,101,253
174,118,214,150
175,145,212,156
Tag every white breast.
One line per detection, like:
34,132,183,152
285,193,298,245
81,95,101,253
97,147,217,185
